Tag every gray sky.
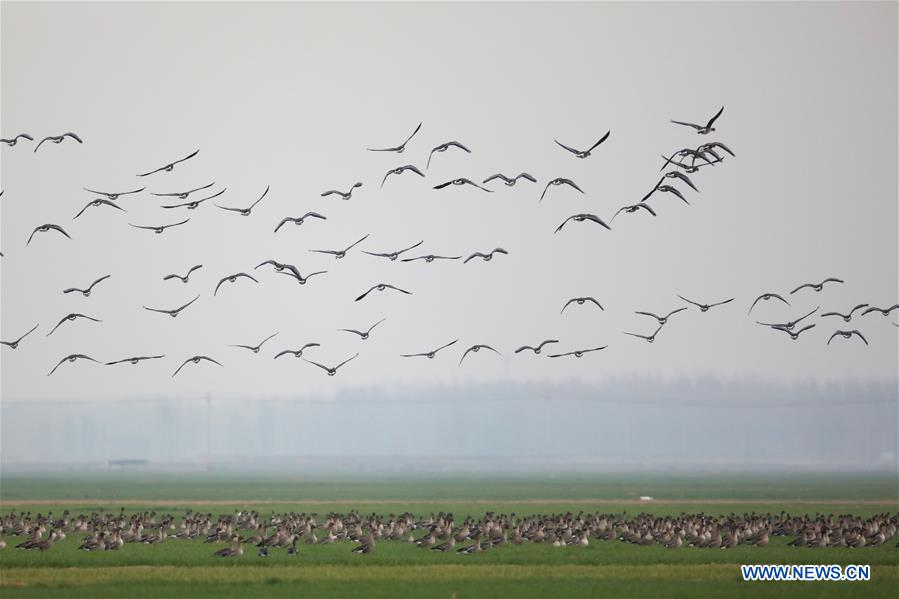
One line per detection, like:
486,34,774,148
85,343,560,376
1,1,897,403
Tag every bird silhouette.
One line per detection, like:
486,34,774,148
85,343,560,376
1,133,33,146
82,187,144,201
339,318,386,340
216,185,269,216
367,122,421,153
790,278,844,294
214,273,259,296
610,203,656,223
554,130,610,158
47,354,99,376
482,173,537,187
756,307,819,331
401,339,458,359
230,332,279,353
555,214,611,233
678,295,734,312
634,308,687,325
274,212,326,233
303,354,359,376
27,224,71,245
137,149,199,177
771,323,816,340
670,106,724,134
433,178,492,192
321,182,362,200
381,165,425,188
160,188,225,210
463,248,508,263
46,313,101,336
172,355,222,377
63,275,111,297
309,234,369,260
362,240,423,261
143,295,200,318
355,283,411,302
129,219,190,234
459,344,500,366
274,343,321,359
748,293,790,314
514,340,559,354
827,330,868,346
106,355,165,366
73,199,126,219
561,297,603,314
34,132,83,152
624,324,664,343
862,304,898,317
427,141,471,168
163,265,203,283
548,346,607,358
277,264,327,285
152,182,215,199
540,178,583,202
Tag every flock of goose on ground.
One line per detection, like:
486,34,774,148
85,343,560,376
2,107,897,377
2,508,896,555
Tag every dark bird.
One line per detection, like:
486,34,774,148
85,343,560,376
172,355,223,377
381,165,425,188
427,141,471,168
756,306,819,331
790,278,845,294
540,178,583,202
231,332,279,353
82,187,144,201
143,295,200,318
561,297,604,314
34,132,83,152
160,188,225,210
321,182,362,200
73,198,126,219
514,339,559,355
671,106,724,134
554,130,610,158
401,339,459,359
63,274,111,297
482,173,537,187
274,212,326,233
355,283,412,302
1,133,33,146
303,353,358,376
610,203,656,223
748,293,791,314
634,307,687,325
697,141,736,158
48,354,99,376
820,304,868,323
367,122,422,153
659,153,721,173
277,264,327,285
661,170,699,191
401,254,461,263
362,240,423,261
163,265,203,283
459,344,500,366
1,324,39,349
464,248,508,263
274,343,321,359
433,178,492,192
214,273,259,296
677,295,735,312
624,324,664,343
641,182,688,204
47,313,101,336
548,346,607,358
339,318,386,340
27,224,71,245
255,259,290,272
137,149,199,177
862,304,899,317
310,234,369,260
106,355,165,366
152,182,215,199
827,330,868,346
554,213,611,233
129,219,190,234
216,185,269,216
772,323,816,340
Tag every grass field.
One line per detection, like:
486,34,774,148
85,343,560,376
1,472,897,597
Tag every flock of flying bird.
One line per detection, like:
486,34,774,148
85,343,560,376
2,107,897,379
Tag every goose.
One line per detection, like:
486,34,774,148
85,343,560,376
339,318,386,340
400,339,458,359
821,304,868,322
827,330,868,346
670,106,724,134
143,295,200,317
362,240,423,261
548,346,607,358
1,133,33,146
660,153,721,173
561,297,603,314
661,170,699,191
634,307,687,325
677,295,734,312
540,178,583,202
355,283,412,302
274,343,321,359
26,223,71,245
381,165,425,187
34,132,83,152
554,130,610,158
309,234,370,259
514,339,559,354
482,172,537,187
303,353,358,376
212,537,243,558
137,149,199,177
230,332,279,353
277,264,327,285
555,213,611,233
73,198,126,219
696,141,735,158
641,183,688,204
160,188,225,210
862,304,898,317
351,532,375,553
48,354,100,376
214,273,259,296
433,178,492,192
401,253,461,263
748,293,790,314
463,248,508,263
367,122,421,153
63,274,111,297
624,324,664,343
82,187,145,201
129,218,190,234
274,212,326,232
459,344,500,366
772,323,816,340
790,278,844,294
427,141,471,168
152,182,215,199
756,306,819,330
610,203,656,223
1,324,40,349
46,313,102,336
163,265,203,283
172,355,223,377
321,182,363,200
105,355,165,366
216,185,269,216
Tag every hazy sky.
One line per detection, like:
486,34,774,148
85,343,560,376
1,1,897,402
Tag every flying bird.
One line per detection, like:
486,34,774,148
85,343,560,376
164,265,203,283
401,339,458,359
659,149,716,172
401,254,461,263
670,106,724,134
1,133,33,146
748,293,791,314
381,165,425,188
459,344,500,366
320,182,362,200
820,304,868,323
697,141,736,158
661,171,699,191
303,353,358,376
143,295,200,318
355,283,412,302
427,141,471,168
339,318,386,340
26,224,71,245
362,240,423,261
255,259,290,272
862,304,899,317
34,132,83,152
790,278,845,294
172,355,222,377
554,130,610,158
152,182,215,199
367,122,421,153
514,339,559,355
230,332,279,353
482,173,537,187
634,307,687,325
216,185,269,216
561,297,604,313
63,274,111,297
548,346,607,358
756,306,819,331
82,187,144,201
678,295,735,312
610,203,656,223
48,354,99,376
827,330,868,346
309,234,369,260
624,325,664,343
463,248,508,263
73,198,126,219
214,273,259,296
47,313,101,336
277,264,327,285
433,178,492,192
641,182,688,204
540,178,583,202
129,219,190,234
161,188,225,210
274,212,326,233
554,213,611,233
274,343,321,359
106,355,165,366
137,149,199,177
772,323,816,340
1,324,39,349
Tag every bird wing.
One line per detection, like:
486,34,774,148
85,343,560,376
666,171,699,191
383,284,411,294
214,277,229,296
584,214,611,230
274,350,294,359
586,297,604,310
635,311,661,320
250,185,270,209
173,149,200,165
670,120,701,130
46,317,68,336
340,329,365,337
562,179,584,193
666,307,688,318
62,287,82,294
514,346,533,353
259,332,279,347
747,296,764,314
587,130,611,152
464,253,485,264
345,234,370,251
171,359,192,377
458,347,476,365
368,318,386,333
560,299,576,313
554,140,581,155
640,180,663,203
355,286,376,302
517,173,537,183
482,174,504,184
302,358,331,372
435,339,459,353
711,298,735,307
33,137,53,152
677,295,703,308
47,356,69,376
540,182,551,202
666,186,688,203
403,122,423,146
853,330,869,345
850,304,869,315
63,132,84,143
335,353,359,370
88,274,111,290
822,277,844,285
790,283,813,294
705,106,725,129
554,216,574,234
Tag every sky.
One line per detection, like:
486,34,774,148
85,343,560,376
1,1,897,412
